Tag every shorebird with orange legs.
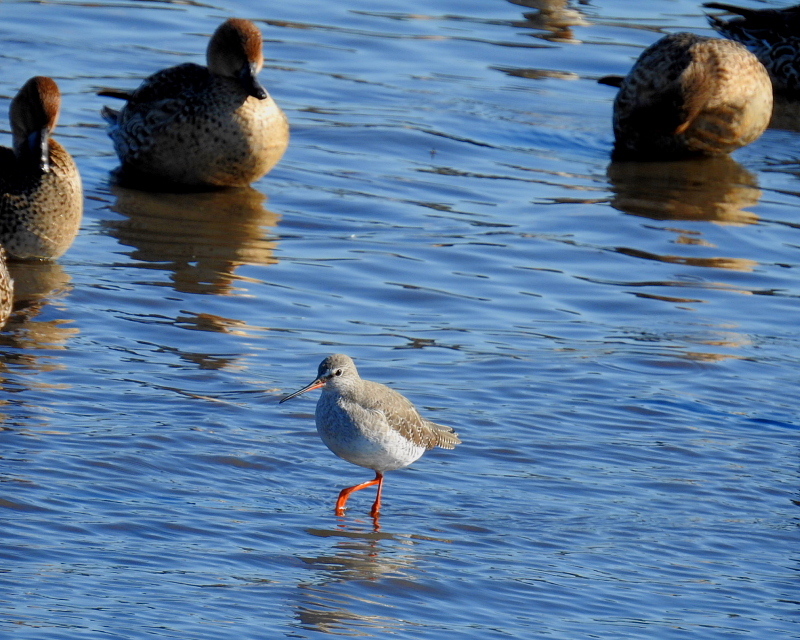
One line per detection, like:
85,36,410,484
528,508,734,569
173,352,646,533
280,354,460,518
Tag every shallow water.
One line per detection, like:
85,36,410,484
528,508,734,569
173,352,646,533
1,0,799,638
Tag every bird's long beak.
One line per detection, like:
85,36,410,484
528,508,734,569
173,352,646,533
279,378,325,403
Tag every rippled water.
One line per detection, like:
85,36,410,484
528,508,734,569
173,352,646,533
2,0,799,638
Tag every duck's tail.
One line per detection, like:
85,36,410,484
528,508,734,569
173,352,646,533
97,88,134,126
97,88,133,100
598,75,624,88
100,105,119,126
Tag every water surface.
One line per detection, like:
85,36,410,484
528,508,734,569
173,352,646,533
1,0,799,638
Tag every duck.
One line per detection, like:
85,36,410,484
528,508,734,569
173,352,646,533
280,354,460,518
0,76,83,260
602,32,772,160
705,2,800,94
100,18,290,189
0,247,13,327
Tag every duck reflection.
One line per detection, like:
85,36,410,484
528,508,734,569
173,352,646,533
607,155,762,226
498,0,587,80
293,524,436,635
0,260,78,372
105,185,280,295
672,331,753,363
615,246,758,271
508,0,589,43
9,260,71,306
608,155,762,280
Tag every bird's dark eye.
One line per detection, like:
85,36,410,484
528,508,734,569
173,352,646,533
334,369,343,376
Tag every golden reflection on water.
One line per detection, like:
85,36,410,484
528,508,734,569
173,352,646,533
105,186,281,295
0,261,78,358
607,155,761,226
498,0,588,79
608,156,762,275
509,0,589,44
680,330,752,362
9,261,72,306
615,247,759,273
678,351,746,363
0,261,78,422
174,311,250,336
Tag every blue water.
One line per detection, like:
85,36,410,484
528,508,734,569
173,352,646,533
1,0,799,638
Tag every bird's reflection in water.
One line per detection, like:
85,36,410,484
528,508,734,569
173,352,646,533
599,153,768,333
614,246,758,272
608,155,762,226
105,185,281,295
497,0,587,80
293,523,445,636
508,0,589,43
174,311,249,337
0,261,78,427
0,260,78,355
608,156,762,273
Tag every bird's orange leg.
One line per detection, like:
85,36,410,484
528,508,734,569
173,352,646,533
369,473,385,518
335,471,383,516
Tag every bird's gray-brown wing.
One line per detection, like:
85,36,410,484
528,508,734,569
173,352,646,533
123,63,211,106
107,63,212,159
362,380,461,450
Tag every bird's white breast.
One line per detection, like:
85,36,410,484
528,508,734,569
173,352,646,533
315,389,426,472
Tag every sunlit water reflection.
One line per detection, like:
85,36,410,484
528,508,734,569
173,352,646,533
1,0,799,638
